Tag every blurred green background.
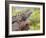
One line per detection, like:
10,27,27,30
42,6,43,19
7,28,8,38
12,6,40,30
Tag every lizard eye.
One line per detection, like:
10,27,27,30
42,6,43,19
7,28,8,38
26,24,28,26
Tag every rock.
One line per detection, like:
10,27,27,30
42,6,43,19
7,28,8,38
12,22,20,31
